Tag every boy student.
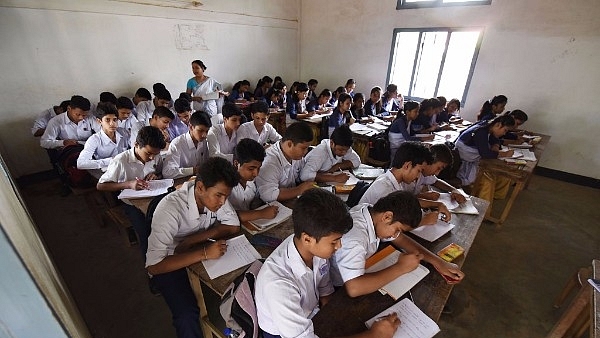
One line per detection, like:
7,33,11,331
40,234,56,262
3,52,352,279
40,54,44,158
115,96,136,134
146,157,240,338
167,97,193,141
31,100,69,137
255,122,316,203
229,138,279,222
136,86,172,126
131,87,152,118
40,95,98,149
97,126,166,255
331,191,465,298
129,106,174,150
206,102,242,162
236,101,282,146
256,189,400,338
358,142,451,226
162,111,211,179
76,102,129,170
300,125,361,183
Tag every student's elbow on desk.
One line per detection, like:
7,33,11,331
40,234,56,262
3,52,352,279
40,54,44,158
344,279,368,298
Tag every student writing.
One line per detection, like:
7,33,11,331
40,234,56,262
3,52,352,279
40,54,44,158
206,102,242,163
236,101,282,147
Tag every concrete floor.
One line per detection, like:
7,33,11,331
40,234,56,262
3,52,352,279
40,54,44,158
20,175,600,338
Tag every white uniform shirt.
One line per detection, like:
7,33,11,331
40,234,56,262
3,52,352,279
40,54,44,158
358,170,410,205
118,114,137,136
31,107,56,135
162,132,209,179
76,129,129,170
98,148,163,184
236,121,282,146
255,235,333,338
129,121,144,148
207,123,237,163
255,141,304,203
300,139,361,182
145,181,240,267
228,181,258,211
407,173,438,195
135,100,155,126
40,113,99,149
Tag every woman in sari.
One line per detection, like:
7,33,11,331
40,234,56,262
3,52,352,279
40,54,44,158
186,59,225,125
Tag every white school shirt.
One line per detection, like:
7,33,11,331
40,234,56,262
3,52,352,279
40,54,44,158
118,114,137,136
255,141,304,203
236,121,282,146
358,170,411,205
98,148,163,185
207,123,237,163
135,100,155,126
162,132,209,179
31,107,56,135
300,139,361,182
40,113,99,149
145,181,239,267
330,204,380,286
76,128,129,170
129,121,144,147
228,181,258,211
255,235,333,338
406,173,438,195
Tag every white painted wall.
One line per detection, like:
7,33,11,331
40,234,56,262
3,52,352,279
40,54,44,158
300,0,600,179
0,0,299,177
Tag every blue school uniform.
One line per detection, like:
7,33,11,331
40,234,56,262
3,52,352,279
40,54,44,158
228,90,252,102
381,95,400,112
437,109,450,123
286,99,302,120
410,112,432,135
306,98,324,112
364,99,388,117
457,122,501,159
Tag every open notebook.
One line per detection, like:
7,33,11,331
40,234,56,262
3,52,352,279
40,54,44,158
117,179,174,200
243,201,292,234
201,235,261,279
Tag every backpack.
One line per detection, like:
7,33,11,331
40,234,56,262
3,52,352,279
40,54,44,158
57,144,95,188
346,181,371,208
220,259,264,338
368,133,390,163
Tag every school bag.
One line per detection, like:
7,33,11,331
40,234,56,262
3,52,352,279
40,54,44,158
57,144,95,188
368,133,391,163
346,181,371,208
220,259,264,338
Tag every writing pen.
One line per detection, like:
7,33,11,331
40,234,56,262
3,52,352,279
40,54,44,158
206,238,216,242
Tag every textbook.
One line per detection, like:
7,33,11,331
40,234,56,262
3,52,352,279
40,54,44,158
365,246,429,300
202,235,261,279
117,179,174,200
410,220,455,242
365,298,440,338
244,201,292,234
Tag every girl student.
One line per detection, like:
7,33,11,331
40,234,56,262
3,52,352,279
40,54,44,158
477,95,508,121
328,93,355,137
307,89,332,114
345,78,356,97
446,98,462,123
381,84,403,113
185,60,226,125
229,80,253,102
364,86,387,117
286,82,315,122
265,89,283,109
350,92,366,120
388,101,431,164
254,76,273,100
328,86,347,107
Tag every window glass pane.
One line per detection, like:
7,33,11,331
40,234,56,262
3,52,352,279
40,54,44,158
411,31,447,99
389,32,419,96
437,31,480,100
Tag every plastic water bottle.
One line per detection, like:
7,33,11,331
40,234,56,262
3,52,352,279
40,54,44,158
224,328,240,338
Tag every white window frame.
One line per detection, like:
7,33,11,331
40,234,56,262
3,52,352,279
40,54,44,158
396,0,491,10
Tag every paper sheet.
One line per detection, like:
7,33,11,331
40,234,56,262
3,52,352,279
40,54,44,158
323,170,359,186
353,168,385,180
365,298,440,338
200,91,220,100
202,235,261,279
448,197,479,215
436,193,460,210
410,220,455,242
117,179,174,200
248,201,292,230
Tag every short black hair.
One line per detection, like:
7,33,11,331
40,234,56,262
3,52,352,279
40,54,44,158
283,122,313,144
135,87,152,100
116,96,134,110
508,109,528,122
154,87,172,101
179,92,192,102
174,98,191,114
490,114,515,127
69,95,91,111
59,100,70,112
95,102,118,119
250,101,269,114
391,141,433,169
308,79,318,86
330,125,354,147
153,83,166,94
195,157,239,189
136,126,167,150
235,138,266,165
152,106,175,120
293,189,353,241
189,110,212,128
222,102,242,118
430,143,453,166
372,191,422,229
99,92,118,104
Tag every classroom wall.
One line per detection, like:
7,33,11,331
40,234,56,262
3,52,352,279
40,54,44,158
0,0,299,177
300,0,600,179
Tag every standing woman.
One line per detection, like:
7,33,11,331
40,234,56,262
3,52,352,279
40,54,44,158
186,59,225,125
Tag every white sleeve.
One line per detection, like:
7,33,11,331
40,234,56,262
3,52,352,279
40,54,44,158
162,142,192,179
300,151,322,182
146,200,181,267
98,157,124,184
39,117,63,149
207,127,234,162
333,237,369,283
31,110,51,136
216,200,240,227
77,135,104,169
267,124,282,143
343,147,362,168
255,160,282,203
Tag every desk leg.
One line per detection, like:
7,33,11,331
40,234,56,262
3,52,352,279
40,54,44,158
187,270,216,338
495,181,524,229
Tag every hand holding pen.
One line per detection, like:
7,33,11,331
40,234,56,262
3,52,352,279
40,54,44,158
131,177,150,190
203,238,228,260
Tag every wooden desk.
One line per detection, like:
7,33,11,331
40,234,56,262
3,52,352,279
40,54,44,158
312,197,488,337
593,259,599,338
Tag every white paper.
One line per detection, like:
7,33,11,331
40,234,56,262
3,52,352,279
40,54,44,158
200,91,220,100
449,197,479,215
410,221,455,242
323,170,359,186
517,149,537,162
367,123,388,131
508,143,533,149
353,168,385,179
365,250,429,300
202,235,261,279
248,201,292,230
365,298,440,338
117,179,174,200
436,193,460,210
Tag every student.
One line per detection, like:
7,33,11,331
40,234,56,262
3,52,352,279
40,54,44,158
265,89,283,109
328,86,346,107
286,82,299,108
364,86,386,116
300,125,361,183
89,91,118,117
132,87,152,119
306,78,319,102
207,102,242,162
32,100,69,137
76,102,128,170
345,78,356,97
381,84,403,113
306,89,332,114
186,60,224,124
236,101,282,146
446,98,461,121
327,93,355,137
255,189,400,338
162,111,211,179
146,157,240,338
273,81,287,108
410,98,439,134
167,98,193,141
331,191,465,298
358,142,451,225
136,86,172,126
350,93,366,119
254,76,273,100
115,96,136,135
229,138,279,222
255,122,315,202
40,95,97,149
477,95,508,121
229,80,253,102
410,144,467,204
286,82,314,121
434,96,448,124
97,126,166,255
388,101,424,163
273,76,283,88
502,110,529,144
129,106,174,149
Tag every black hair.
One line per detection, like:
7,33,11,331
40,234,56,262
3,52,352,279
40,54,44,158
256,76,273,89
232,80,251,91
404,101,419,112
337,93,352,107
192,60,207,71
308,79,318,86
334,86,346,97
430,143,453,166
437,96,447,107
174,98,191,114
136,126,167,149
274,76,283,84
293,189,353,241
153,83,166,94
448,98,461,109
235,138,266,165
99,92,118,104
179,92,192,102
293,82,309,103
508,109,528,122
371,191,422,229
195,157,239,189
273,81,287,91
59,100,70,112
352,93,365,102
346,78,356,86
429,97,443,108
283,122,313,144
189,110,212,128
222,102,242,118
135,87,152,101
489,114,515,128
250,100,269,114
95,102,118,119
116,96,134,110
478,95,508,120
386,84,398,93
69,95,91,111
154,87,172,101
391,141,433,169
318,89,332,98
330,125,353,147
152,106,175,120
